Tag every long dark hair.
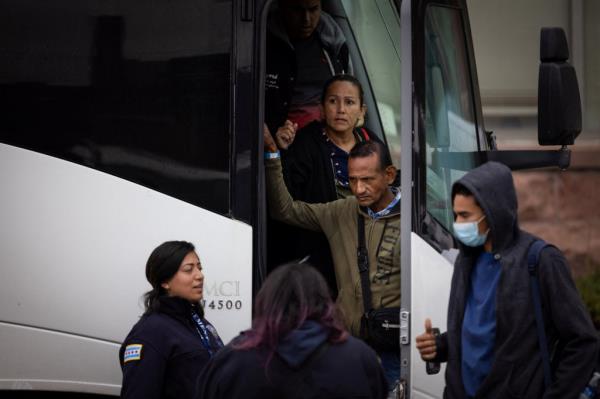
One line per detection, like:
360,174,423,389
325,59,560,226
143,240,196,313
234,263,348,363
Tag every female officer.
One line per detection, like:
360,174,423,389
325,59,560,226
119,241,223,399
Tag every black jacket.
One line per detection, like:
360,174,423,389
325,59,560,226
119,296,222,399
196,321,388,398
282,121,380,206
264,9,350,133
435,161,599,399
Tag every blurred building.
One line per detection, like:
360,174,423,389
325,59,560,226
468,0,600,275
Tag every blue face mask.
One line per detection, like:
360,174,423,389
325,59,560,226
453,215,489,247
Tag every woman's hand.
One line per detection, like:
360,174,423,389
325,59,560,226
415,318,437,361
263,124,278,153
275,120,298,150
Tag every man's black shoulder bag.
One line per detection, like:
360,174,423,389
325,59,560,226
357,213,400,352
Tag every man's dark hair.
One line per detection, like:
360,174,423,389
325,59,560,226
451,183,482,209
349,140,393,171
321,74,365,106
451,183,472,200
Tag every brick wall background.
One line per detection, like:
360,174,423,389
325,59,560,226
513,147,600,277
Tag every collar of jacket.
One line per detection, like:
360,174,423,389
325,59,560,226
318,125,371,146
358,190,400,219
153,295,203,321
458,229,524,263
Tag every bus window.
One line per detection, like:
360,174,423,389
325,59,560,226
0,0,232,215
424,5,478,230
340,0,402,167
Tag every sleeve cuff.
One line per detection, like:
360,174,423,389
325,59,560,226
264,151,281,160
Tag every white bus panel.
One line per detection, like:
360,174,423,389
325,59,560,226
0,143,252,395
410,232,455,398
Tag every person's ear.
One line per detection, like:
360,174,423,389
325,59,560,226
356,105,367,127
161,282,170,291
385,165,397,185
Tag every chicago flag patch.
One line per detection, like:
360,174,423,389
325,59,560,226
123,344,143,363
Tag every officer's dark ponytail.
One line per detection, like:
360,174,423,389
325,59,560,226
144,241,196,313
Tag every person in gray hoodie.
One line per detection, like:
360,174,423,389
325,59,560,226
264,0,352,134
416,161,599,398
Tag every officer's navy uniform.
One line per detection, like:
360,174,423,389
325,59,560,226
119,296,223,399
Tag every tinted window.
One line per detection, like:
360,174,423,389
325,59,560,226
424,5,479,230
341,0,402,166
0,0,232,215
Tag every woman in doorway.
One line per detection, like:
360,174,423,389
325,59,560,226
119,240,223,399
275,73,381,203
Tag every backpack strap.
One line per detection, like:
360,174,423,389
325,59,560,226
528,239,552,389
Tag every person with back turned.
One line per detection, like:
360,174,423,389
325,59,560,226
196,263,388,398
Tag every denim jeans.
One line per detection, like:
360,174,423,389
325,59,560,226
377,350,400,390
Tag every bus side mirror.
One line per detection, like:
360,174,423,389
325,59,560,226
538,27,582,146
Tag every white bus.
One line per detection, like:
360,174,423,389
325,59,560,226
0,0,580,397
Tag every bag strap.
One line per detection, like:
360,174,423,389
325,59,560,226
528,239,552,389
357,213,373,313
360,127,370,141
